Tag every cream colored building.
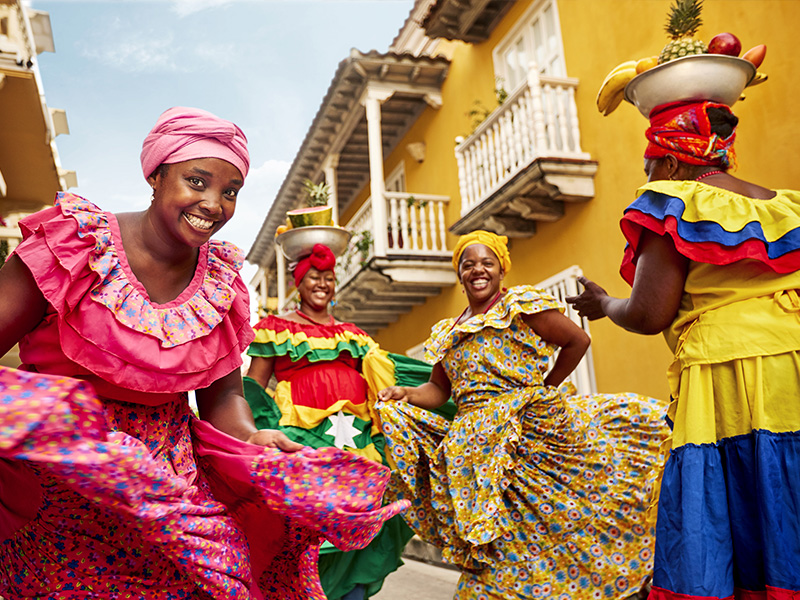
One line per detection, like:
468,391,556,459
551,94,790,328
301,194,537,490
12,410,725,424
248,0,800,401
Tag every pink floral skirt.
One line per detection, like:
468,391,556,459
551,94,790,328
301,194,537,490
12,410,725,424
0,367,407,599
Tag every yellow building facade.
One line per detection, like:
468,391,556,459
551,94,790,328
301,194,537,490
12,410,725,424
0,0,73,366
249,0,800,402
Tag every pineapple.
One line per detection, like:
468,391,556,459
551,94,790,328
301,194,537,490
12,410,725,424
658,0,708,64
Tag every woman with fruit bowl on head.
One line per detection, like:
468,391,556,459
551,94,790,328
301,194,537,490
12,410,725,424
567,100,800,600
375,230,669,600
245,242,426,600
0,107,408,600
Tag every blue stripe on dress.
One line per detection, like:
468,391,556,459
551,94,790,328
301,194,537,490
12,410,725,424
624,191,800,259
654,429,800,598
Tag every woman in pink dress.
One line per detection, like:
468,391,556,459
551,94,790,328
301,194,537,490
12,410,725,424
0,107,407,599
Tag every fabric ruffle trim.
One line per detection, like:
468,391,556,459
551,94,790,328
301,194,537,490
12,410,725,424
56,193,244,348
249,315,377,363
620,181,800,285
424,285,563,364
14,192,253,395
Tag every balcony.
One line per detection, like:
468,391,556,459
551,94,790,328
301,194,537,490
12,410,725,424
0,224,20,266
252,50,454,334
277,191,456,334
451,64,598,238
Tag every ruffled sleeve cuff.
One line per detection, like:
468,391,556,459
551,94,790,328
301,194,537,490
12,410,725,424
620,181,800,286
424,285,563,364
248,315,378,363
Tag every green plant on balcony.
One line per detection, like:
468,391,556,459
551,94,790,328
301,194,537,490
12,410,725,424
354,230,373,267
341,229,374,272
495,77,508,105
302,179,331,207
465,77,509,134
405,195,429,210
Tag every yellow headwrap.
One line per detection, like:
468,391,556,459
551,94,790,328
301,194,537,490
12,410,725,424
452,230,511,274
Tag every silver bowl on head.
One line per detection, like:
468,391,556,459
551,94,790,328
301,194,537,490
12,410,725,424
624,54,757,118
275,226,353,262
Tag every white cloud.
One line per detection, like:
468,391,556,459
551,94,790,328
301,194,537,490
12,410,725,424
169,0,235,17
78,24,184,72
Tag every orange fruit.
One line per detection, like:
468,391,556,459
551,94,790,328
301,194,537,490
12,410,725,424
635,56,659,74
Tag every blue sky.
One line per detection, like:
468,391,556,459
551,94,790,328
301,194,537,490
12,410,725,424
30,0,414,280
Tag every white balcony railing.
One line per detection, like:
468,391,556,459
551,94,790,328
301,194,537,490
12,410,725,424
337,191,450,288
455,64,589,216
535,265,597,396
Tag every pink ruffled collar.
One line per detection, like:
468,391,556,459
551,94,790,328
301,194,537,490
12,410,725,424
60,194,244,348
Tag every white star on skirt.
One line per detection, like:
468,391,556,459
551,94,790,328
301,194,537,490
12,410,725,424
326,410,361,449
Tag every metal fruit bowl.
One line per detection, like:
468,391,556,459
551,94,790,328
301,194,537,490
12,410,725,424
275,226,353,261
624,54,757,117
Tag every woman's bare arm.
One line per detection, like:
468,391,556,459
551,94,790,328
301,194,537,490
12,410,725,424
566,230,688,335
522,309,590,387
196,367,302,451
0,255,47,357
246,355,275,389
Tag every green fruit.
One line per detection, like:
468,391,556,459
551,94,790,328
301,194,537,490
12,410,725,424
658,0,707,64
286,206,333,227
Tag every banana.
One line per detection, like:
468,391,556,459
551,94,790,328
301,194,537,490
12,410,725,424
603,88,626,116
598,60,637,89
596,65,637,115
746,71,768,87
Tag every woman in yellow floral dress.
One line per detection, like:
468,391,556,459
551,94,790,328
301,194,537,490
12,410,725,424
376,230,668,600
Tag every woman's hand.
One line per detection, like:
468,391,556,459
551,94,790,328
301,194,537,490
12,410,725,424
565,276,610,321
247,429,304,452
377,386,408,402
567,231,687,335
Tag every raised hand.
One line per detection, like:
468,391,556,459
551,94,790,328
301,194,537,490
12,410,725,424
565,276,610,321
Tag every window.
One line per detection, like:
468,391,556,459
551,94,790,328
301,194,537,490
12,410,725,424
494,0,566,92
385,162,406,193
535,265,597,395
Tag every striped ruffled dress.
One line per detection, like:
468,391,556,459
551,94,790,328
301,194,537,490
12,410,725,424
620,180,800,600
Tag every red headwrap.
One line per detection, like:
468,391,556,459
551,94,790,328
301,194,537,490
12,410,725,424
293,244,336,287
644,101,736,168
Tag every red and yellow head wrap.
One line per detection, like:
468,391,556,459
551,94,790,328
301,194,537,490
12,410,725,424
452,230,512,274
644,101,737,168
293,244,336,287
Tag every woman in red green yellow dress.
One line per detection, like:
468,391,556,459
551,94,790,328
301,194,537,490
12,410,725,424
244,243,422,600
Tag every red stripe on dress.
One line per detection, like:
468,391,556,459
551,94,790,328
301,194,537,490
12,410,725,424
649,586,800,600
738,586,800,600
619,211,800,286
649,586,732,600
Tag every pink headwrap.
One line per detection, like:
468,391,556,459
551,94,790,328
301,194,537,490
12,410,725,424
293,244,336,287
140,106,250,180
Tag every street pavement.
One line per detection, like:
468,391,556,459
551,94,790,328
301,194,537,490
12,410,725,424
373,559,461,600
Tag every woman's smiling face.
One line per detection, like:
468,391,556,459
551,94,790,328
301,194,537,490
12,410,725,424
298,267,336,312
147,157,243,247
458,243,503,303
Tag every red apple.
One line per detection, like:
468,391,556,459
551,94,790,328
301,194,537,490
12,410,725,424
708,32,742,57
